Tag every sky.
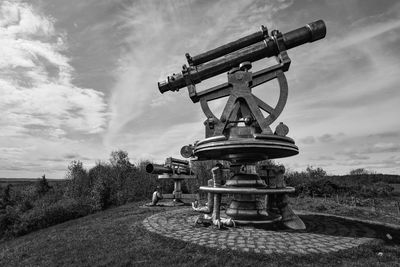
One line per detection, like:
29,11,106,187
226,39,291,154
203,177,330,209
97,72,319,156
0,0,399,178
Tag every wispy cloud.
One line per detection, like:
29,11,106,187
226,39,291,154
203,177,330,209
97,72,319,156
0,1,107,136
1,0,400,177
0,1,108,177
102,0,400,174
104,0,296,159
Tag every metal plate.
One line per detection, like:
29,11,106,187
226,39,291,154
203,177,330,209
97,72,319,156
199,186,295,194
194,135,298,162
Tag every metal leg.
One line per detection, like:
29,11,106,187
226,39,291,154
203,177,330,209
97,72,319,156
277,194,305,230
211,166,223,228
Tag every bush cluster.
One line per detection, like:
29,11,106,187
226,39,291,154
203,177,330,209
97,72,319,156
1,157,398,240
0,150,163,240
286,166,395,198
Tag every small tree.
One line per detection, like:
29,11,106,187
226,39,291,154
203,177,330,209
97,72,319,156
66,160,90,198
1,184,13,209
35,174,51,197
110,150,134,170
89,162,114,209
306,166,327,180
109,150,135,204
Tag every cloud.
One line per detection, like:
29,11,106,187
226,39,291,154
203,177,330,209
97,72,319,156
340,142,400,155
367,143,400,153
310,155,335,161
102,0,400,177
1,0,399,177
318,134,334,143
367,132,400,139
0,1,107,138
299,136,316,144
340,151,370,160
63,153,80,159
104,0,295,146
0,1,109,177
283,10,400,139
338,156,400,173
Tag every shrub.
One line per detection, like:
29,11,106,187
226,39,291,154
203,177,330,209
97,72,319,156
349,168,371,176
315,203,327,212
0,184,13,209
12,198,92,237
359,182,394,198
90,177,111,211
0,206,21,237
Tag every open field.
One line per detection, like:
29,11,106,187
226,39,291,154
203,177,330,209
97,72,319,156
0,178,67,186
1,200,400,267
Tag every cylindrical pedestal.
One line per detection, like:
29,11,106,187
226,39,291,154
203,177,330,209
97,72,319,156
225,172,279,223
173,180,182,199
226,194,281,224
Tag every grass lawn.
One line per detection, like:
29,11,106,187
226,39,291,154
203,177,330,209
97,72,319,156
290,196,400,225
0,201,400,266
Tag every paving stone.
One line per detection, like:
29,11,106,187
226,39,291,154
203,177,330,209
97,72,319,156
141,207,383,256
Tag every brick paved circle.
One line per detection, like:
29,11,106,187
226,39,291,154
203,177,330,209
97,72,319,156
141,208,389,255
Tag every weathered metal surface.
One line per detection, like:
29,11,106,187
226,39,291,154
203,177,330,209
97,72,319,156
146,157,196,203
187,26,268,66
158,174,196,179
162,193,199,199
146,164,173,174
145,157,192,175
197,66,288,137
225,194,282,223
194,135,299,162
224,173,267,188
199,186,295,194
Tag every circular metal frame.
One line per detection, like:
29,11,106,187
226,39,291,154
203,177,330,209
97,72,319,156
194,135,298,162
199,70,288,130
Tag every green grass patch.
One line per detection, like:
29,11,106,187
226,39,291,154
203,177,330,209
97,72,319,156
1,201,399,266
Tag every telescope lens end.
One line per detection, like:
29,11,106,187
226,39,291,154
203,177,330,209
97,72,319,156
307,20,326,42
145,164,154,173
158,80,169,94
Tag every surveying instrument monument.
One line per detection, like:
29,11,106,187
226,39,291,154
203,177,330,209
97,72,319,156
157,20,326,229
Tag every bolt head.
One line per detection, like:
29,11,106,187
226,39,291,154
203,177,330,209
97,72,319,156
244,116,253,125
239,61,252,71
235,72,243,80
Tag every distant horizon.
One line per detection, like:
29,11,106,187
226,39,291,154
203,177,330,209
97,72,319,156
1,0,399,178
0,177,68,180
1,166,400,181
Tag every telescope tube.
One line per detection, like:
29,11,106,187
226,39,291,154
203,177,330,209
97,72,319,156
146,164,173,174
145,163,191,175
158,20,326,94
189,27,268,66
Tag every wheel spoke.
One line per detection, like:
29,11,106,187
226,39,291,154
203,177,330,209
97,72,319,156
254,95,275,115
